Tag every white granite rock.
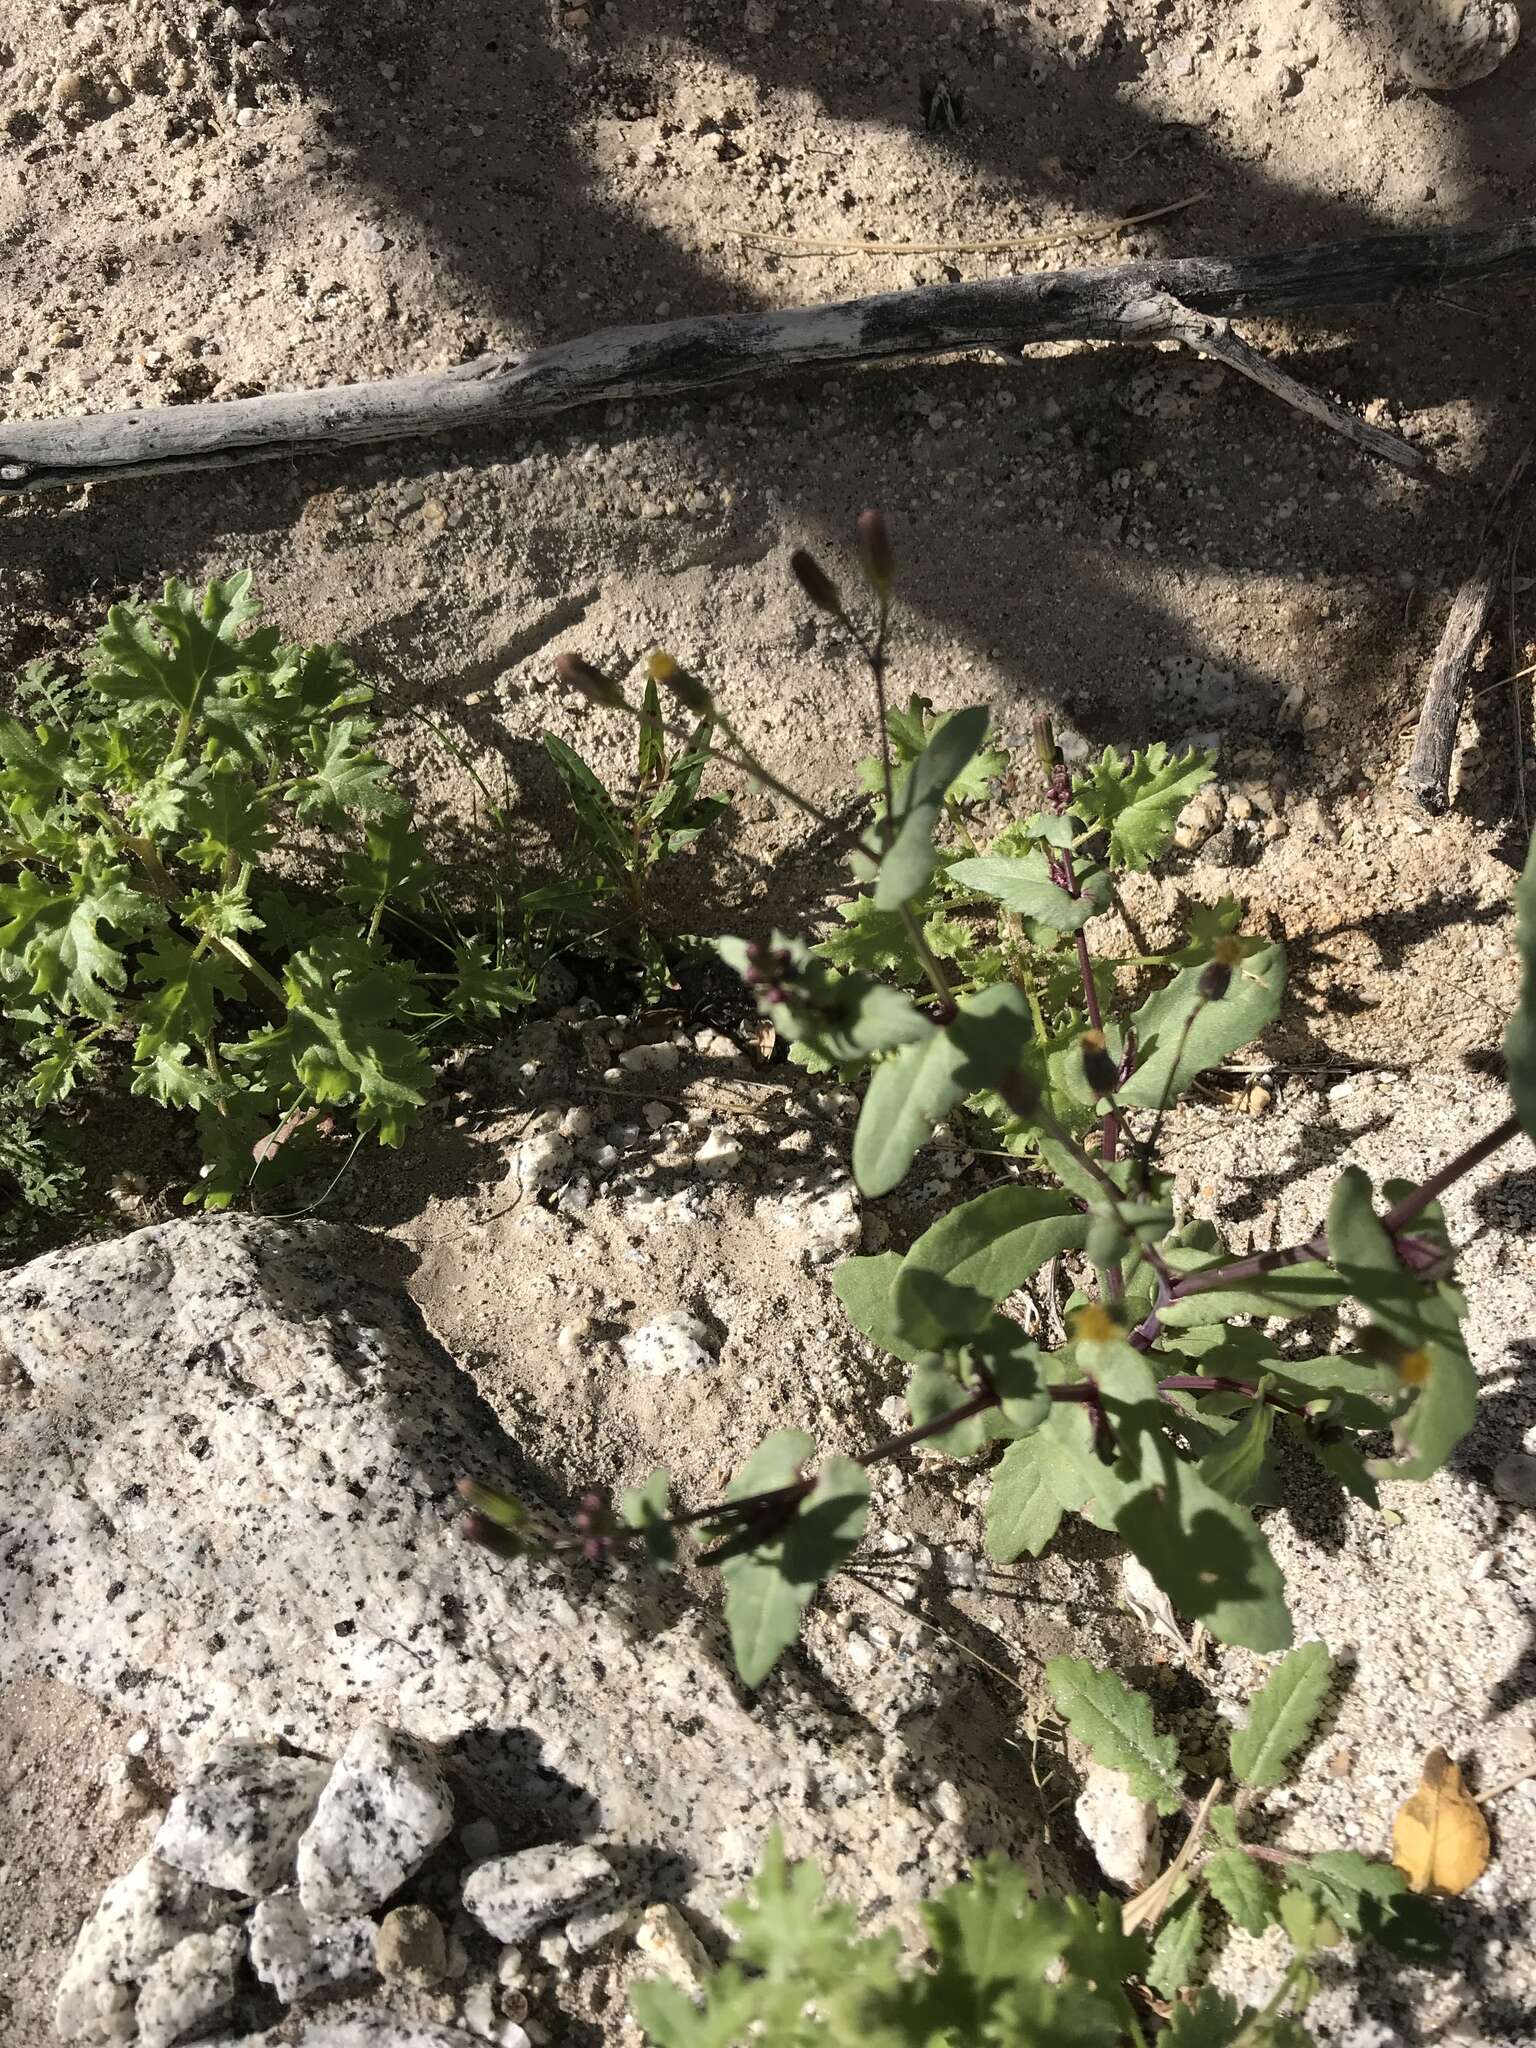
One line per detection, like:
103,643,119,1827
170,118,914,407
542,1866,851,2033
618,1310,716,1377
54,1856,238,2040
690,1128,742,1173
511,1132,572,1196
154,1740,330,1895
461,1845,617,1944
1073,1763,1161,1891
211,2018,494,2047
250,1890,378,2003
135,1925,244,2048
632,1901,711,2001
0,1219,1029,1931
297,1724,453,1918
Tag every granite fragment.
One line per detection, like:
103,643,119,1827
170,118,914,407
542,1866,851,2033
154,1740,330,1895
54,1856,238,2040
297,1724,453,1918
460,1845,617,1944
1073,1763,1160,1891
134,1925,244,2048
249,1890,378,2003
0,1219,1019,1932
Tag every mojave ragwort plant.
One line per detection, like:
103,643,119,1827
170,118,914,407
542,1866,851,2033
469,509,1532,1676
457,512,1532,2042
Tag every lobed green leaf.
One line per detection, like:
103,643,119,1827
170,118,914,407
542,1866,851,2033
1045,1655,1185,1813
1229,1642,1332,1789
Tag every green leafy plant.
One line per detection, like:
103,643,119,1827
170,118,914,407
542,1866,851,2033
0,575,533,1205
544,658,730,992
466,512,1533,1690
0,1065,84,1248
630,1645,1443,2048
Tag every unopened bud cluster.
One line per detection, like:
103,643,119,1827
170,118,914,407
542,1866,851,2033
1033,714,1073,814
744,938,798,1007
572,1488,617,1562
554,652,626,710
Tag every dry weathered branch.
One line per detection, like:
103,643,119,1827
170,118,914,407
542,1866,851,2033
1110,291,1433,480
4,215,1536,496
1402,438,1536,812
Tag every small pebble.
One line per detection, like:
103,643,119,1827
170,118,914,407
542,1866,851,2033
1492,1451,1536,1507
376,1903,448,1986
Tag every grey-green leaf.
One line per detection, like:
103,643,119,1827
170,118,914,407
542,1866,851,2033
1147,1887,1205,1999
1229,1643,1332,1789
720,1443,869,1688
1115,942,1285,1111
1197,1388,1275,1504
985,1435,1066,1561
851,982,1032,1197
894,1185,1091,1342
1045,1656,1185,1814
1326,1165,1477,1481
619,1467,678,1574
874,705,989,911
832,1252,936,1365
906,1362,995,1457
1155,1257,1346,1329
1205,1848,1277,1938
947,849,1109,932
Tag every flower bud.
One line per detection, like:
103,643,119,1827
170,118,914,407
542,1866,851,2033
856,508,895,593
1197,959,1232,1003
996,1066,1042,1120
554,652,625,710
1080,1030,1119,1097
789,548,843,615
458,1476,526,1530
461,1513,526,1561
645,650,713,716
1032,713,1062,772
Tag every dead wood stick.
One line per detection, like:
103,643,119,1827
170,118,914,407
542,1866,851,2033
1093,292,1432,480
4,215,1536,497
1402,438,1536,812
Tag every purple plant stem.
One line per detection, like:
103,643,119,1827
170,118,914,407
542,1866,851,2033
1129,1111,1523,1351
1052,842,1124,1300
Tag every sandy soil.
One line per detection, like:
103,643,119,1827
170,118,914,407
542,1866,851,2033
4,2,1536,2044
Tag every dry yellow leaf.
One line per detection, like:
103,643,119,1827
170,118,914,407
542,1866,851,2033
1392,1748,1491,1895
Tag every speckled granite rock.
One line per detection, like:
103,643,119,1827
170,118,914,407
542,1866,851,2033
154,1741,331,1896
135,1925,244,2048
53,1855,238,2041
297,1724,453,1918
461,1844,618,1944
0,1218,1032,1924
206,2017,489,2047
249,1891,378,2003
1073,1763,1160,1892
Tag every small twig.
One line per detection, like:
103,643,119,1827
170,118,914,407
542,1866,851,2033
738,192,1207,259
1480,1755,1536,1802
1403,436,1536,813
1511,498,1529,839
1130,291,1435,483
